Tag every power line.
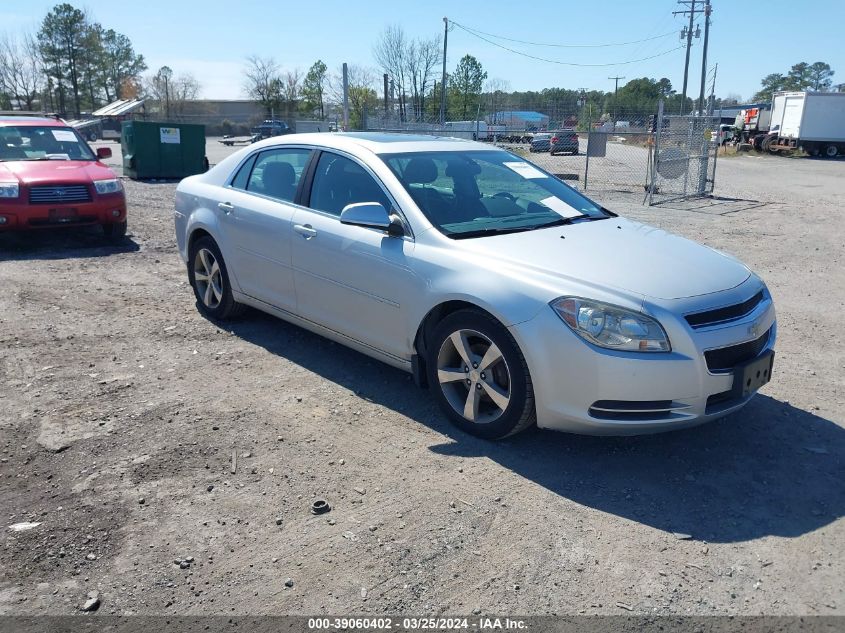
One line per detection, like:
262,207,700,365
451,21,684,68
446,21,676,48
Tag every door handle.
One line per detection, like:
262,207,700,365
293,224,317,239
218,202,234,214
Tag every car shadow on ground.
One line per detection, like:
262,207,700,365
0,227,139,261
226,309,844,544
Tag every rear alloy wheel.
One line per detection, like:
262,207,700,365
188,236,245,320
428,309,535,439
824,144,839,158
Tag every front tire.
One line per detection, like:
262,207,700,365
102,220,127,239
188,236,245,320
427,309,536,439
824,144,839,158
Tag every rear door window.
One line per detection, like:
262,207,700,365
230,154,257,190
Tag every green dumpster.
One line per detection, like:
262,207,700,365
121,121,207,180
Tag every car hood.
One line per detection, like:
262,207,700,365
462,217,751,300
0,160,116,185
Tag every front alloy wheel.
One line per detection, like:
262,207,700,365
437,329,511,425
427,309,536,439
188,236,245,320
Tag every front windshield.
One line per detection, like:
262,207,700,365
0,125,96,162
380,150,608,238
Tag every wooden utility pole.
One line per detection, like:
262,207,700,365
608,75,625,126
674,0,704,114
697,0,712,115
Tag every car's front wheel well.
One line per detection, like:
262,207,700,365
187,228,213,256
413,301,502,387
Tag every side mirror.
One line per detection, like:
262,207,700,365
96,147,112,160
340,202,404,236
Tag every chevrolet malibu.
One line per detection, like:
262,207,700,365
174,133,776,439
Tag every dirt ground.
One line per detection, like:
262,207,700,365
0,143,842,617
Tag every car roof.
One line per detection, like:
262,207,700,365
0,116,67,128
257,131,492,155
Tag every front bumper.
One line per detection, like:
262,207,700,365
509,285,777,435
0,196,126,230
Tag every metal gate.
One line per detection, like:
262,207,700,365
647,101,720,205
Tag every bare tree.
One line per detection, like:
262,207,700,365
145,67,200,119
373,25,407,121
281,70,301,102
243,55,282,116
405,38,419,119
416,35,441,120
329,64,378,130
0,33,43,110
483,78,511,123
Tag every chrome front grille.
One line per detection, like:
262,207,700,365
29,184,92,205
685,291,764,329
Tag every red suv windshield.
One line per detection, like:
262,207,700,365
0,125,96,162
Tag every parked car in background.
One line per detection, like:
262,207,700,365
251,120,292,139
529,133,551,152
550,130,580,155
0,114,126,236
174,133,776,439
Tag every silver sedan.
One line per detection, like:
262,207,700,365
174,133,776,439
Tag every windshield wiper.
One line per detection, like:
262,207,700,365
449,214,613,239
531,216,585,229
532,215,612,230
450,226,537,239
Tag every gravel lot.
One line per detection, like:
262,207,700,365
0,139,843,617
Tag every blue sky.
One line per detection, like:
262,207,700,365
3,0,843,102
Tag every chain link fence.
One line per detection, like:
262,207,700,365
363,102,719,205
648,108,720,205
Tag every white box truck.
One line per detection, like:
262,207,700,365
767,91,845,157
443,120,488,140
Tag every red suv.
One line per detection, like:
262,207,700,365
0,115,127,236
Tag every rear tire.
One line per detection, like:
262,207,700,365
761,133,778,153
426,309,536,439
824,144,839,158
188,235,246,320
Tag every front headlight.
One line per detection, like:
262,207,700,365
551,297,670,352
94,179,123,195
0,182,19,198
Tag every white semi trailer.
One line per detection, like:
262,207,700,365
767,91,845,157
